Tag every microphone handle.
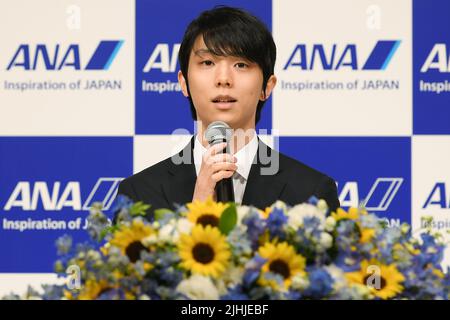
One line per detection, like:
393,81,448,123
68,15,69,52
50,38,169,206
213,141,235,202
215,177,235,202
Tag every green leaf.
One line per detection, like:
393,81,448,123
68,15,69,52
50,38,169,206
154,208,173,221
129,201,151,217
218,203,237,235
99,225,120,240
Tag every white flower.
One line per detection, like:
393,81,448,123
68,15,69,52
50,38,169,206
176,275,219,300
141,234,158,246
324,264,346,291
287,203,326,230
325,216,336,232
215,265,245,295
324,265,344,281
291,274,310,290
317,199,329,214
236,205,250,227
158,224,175,242
271,200,288,211
157,218,193,243
317,232,333,251
353,283,373,299
223,265,244,287
87,250,101,260
176,218,193,234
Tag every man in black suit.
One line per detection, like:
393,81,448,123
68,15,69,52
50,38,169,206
117,6,339,217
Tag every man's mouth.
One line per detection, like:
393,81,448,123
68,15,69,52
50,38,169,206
212,95,237,103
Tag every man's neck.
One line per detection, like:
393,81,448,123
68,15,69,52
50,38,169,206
197,124,256,155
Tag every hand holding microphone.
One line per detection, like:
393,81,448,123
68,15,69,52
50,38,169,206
192,121,237,202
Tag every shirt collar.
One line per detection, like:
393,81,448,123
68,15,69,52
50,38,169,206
193,133,258,180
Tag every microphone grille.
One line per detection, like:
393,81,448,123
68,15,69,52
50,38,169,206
204,121,231,145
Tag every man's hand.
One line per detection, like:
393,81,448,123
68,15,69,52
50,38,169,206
192,142,237,202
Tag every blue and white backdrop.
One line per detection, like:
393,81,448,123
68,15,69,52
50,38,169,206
0,0,449,294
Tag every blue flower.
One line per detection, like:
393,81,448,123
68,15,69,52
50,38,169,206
111,194,133,214
303,268,334,298
243,255,266,288
266,207,288,240
334,251,361,272
307,196,319,205
412,234,445,267
221,285,249,300
97,288,125,300
334,220,360,251
242,211,266,250
142,251,182,290
285,290,302,300
228,227,252,256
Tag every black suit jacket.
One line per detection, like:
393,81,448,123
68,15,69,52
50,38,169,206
117,136,339,218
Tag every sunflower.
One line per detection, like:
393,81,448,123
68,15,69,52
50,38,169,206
110,220,154,263
185,196,229,228
258,242,306,289
331,207,363,221
345,260,405,299
178,224,230,278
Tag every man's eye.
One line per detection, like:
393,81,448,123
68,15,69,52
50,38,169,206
201,60,214,66
235,62,248,68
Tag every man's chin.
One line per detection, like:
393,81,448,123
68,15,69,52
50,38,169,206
197,113,253,131
202,116,237,128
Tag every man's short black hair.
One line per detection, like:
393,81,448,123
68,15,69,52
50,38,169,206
178,6,276,125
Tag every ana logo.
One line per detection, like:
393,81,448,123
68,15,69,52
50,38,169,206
284,40,401,71
143,43,180,73
3,178,123,211
7,41,124,70
420,44,450,73
423,182,450,209
339,177,403,211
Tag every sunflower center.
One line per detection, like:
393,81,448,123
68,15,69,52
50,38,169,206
125,241,148,263
269,259,290,279
197,214,219,228
192,243,215,264
363,275,387,290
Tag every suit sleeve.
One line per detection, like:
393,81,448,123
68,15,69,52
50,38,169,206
314,175,340,214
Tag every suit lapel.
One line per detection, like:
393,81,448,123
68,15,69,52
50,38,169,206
242,139,286,209
163,136,197,208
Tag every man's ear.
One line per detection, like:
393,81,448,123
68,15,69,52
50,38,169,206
178,71,189,97
260,75,277,101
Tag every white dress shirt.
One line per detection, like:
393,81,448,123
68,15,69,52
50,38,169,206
193,133,258,204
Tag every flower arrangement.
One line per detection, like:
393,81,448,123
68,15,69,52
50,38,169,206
3,195,450,300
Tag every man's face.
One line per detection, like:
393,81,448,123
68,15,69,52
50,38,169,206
178,36,276,131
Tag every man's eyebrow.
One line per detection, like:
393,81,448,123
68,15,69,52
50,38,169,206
192,48,252,63
193,48,213,56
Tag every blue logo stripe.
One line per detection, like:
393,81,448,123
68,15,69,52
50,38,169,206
362,40,400,70
381,40,401,70
103,40,124,70
85,40,123,70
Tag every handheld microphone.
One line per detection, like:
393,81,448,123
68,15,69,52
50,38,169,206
204,121,235,202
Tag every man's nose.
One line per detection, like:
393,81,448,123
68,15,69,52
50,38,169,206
215,64,233,87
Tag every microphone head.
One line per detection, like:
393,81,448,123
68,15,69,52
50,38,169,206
205,121,232,145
